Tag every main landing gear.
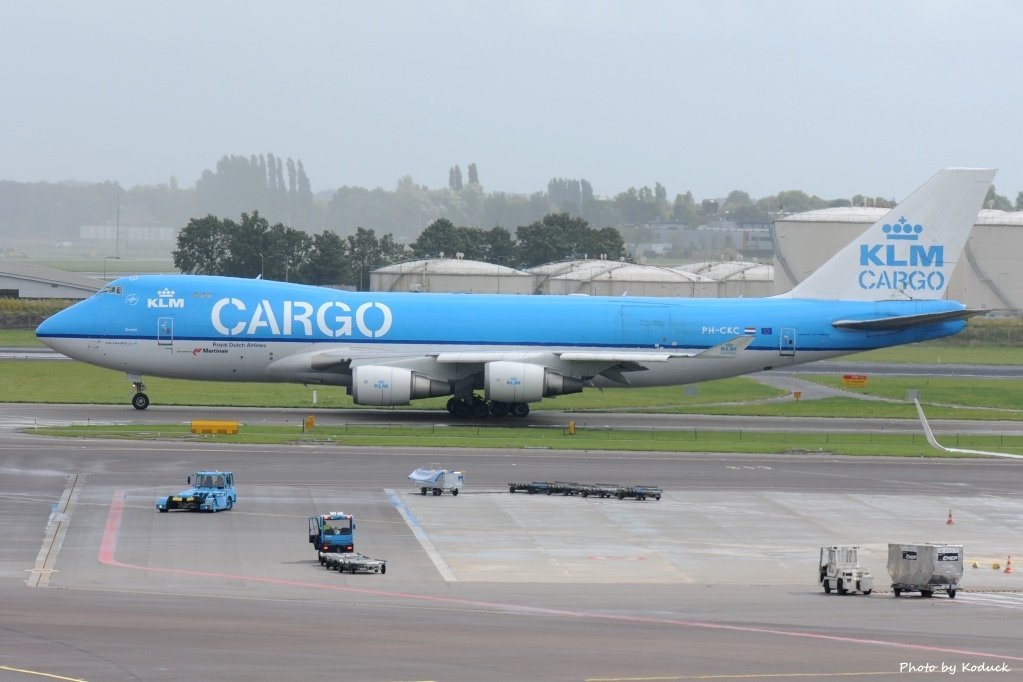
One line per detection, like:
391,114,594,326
131,379,150,410
445,395,529,419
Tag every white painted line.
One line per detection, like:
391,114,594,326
386,488,457,582
28,473,81,587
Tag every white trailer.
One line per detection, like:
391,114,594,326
819,545,874,595
409,468,464,496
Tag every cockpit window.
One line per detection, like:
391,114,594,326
98,285,123,295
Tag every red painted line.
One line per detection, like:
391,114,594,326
99,491,1023,663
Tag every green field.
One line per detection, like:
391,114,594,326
7,322,1022,454
0,358,785,411
23,421,1023,458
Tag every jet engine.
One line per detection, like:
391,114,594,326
349,365,452,406
484,361,584,404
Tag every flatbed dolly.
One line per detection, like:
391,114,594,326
321,552,388,574
508,481,661,500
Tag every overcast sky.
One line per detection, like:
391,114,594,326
2,0,1021,202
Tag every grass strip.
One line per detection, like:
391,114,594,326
23,422,1023,457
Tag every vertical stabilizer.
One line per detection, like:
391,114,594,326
782,168,995,301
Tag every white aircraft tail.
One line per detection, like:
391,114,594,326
783,168,995,301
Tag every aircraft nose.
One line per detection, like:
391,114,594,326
35,308,75,353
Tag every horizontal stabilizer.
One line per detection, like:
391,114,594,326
832,308,984,331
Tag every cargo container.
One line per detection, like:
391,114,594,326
887,543,963,598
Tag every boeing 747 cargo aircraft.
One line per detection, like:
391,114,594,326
36,168,995,417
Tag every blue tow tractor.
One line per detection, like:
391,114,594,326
156,471,236,512
308,511,387,574
309,511,356,562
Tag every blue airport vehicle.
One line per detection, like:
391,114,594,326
309,511,356,563
156,471,236,512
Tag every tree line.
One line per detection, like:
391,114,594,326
5,153,1022,245
172,211,626,289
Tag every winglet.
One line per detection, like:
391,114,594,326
783,168,995,302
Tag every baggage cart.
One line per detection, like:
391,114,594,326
321,552,388,574
409,468,464,496
507,480,661,500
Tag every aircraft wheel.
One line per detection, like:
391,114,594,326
445,397,458,414
490,402,509,417
511,403,530,418
132,392,150,410
452,401,470,418
472,402,489,418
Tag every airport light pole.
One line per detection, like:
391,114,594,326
103,256,121,280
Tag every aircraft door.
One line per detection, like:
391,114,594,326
157,317,174,347
780,328,796,356
621,304,671,348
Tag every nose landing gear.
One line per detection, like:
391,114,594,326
130,378,150,410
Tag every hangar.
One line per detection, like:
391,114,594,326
772,208,1023,313
0,261,103,299
529,259,717,297
370,258,534,294
674,260,774,298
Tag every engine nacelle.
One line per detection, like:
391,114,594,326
350,365,451,406
484,361,584,404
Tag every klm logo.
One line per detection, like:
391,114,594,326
373,380,390,389
148,288,185,309
857,217,945,291
506,377,522,386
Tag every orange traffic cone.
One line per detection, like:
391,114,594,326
946,509,954,525
1005,556,1014,574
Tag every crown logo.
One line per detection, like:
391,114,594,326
158,288,175,297
882,216,922,241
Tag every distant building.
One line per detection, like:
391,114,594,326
371,258,534,294
530,259,717,297
675,260,774,297
0,262,103,299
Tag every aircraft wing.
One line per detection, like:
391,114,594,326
274,335,754,380
436,335,755,367
831,309,985,331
